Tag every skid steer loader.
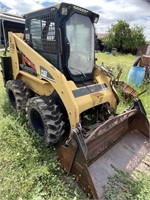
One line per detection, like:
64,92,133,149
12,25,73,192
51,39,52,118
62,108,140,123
1,3,150,199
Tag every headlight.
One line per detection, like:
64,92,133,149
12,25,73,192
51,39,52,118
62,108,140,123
61,7,68,15
94,17,99,23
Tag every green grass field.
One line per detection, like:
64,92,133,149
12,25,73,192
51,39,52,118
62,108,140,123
0,51,150,200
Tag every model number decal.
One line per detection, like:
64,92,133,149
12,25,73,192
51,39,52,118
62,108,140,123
41,68,47,78
40,66,55,82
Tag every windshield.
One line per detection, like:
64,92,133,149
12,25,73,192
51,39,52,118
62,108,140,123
66,13,94,76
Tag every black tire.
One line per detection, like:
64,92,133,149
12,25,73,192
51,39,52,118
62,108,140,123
133,56,141,66
6,80,30,111
26,97,65,146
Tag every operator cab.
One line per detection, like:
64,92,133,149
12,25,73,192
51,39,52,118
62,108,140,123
24,3,99,83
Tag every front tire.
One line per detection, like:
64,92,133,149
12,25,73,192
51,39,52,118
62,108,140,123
26,97,65,146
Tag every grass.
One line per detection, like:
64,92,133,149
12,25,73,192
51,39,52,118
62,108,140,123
104,166,150,200
0,51,150,199
0,52,85,200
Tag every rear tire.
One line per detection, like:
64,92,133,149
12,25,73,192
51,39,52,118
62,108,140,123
6,80,30,111
26,97,65,146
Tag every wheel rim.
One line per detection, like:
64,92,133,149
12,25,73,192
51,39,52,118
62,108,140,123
30,108,44,136
8,90,16,108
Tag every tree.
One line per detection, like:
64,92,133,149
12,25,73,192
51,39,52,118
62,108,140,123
130,26,146,53
103,20,146,54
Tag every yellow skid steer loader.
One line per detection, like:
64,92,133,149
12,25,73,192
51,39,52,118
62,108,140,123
1,3,149,199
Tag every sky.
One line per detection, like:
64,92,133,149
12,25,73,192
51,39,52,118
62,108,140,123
0,0,150,40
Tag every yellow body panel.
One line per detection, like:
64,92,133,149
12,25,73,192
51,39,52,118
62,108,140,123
18,71,54,95
8,32,117,128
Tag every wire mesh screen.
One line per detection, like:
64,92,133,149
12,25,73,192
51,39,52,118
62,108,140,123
29,12,58,66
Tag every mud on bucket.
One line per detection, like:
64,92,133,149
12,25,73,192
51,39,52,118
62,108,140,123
127,66,145,87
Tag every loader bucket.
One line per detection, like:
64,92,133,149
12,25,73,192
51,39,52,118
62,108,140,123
57,100,150,199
